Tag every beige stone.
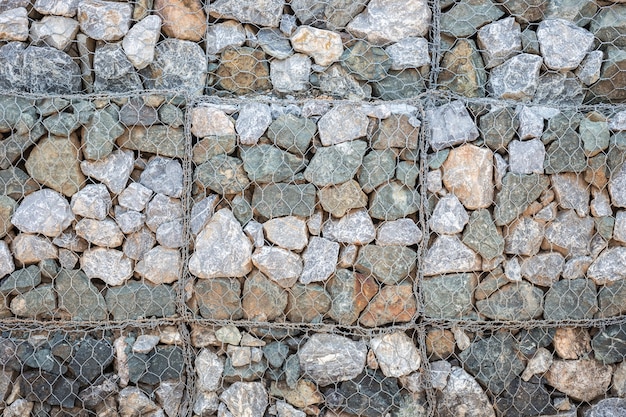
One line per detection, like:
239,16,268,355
553,327,591,360
545,359,612,402
155,0,206,41
291,26,343,66
442,144,493,209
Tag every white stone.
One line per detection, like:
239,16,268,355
139,157,183,198
205,20,245,58
194,392,219,416
504,257,522,282
427,101,479,151
317,104,369,146
300,236,339,284
477,17,522,69
376,218,422,246
552,173,590,217
190,106,235,138
508,139,545,174
385,37,429,70
429,194,469,235
322,208,376,245
81,149,134,194
270,54,312,93
118,182,153,212
371,331,420,378
30,15,80,50
610,110,626,131
0,240,14,278
537,18,594,71
190,195,218,236
591,189,613,217
430,360,452,390
576,50,603,86
132,335,160,354
263,216,308,251
423,235,481,276
195,348,224,392
71,184,112,220
135,246,181,284
614,211,626,243
145,194,183,233
81,248,133,286
521,347,553,381
75,218,124,247
77,0,132,41
437,367,495,417
12,189,74,237
236,102,272,146
122,15,161,70
517,106,544,139
494,153,508,190
219,382,268,417
427,169,443,194
0,7,28,41
34,0,80,16
156,219,184,248
252,246,302,288
291,26,343,66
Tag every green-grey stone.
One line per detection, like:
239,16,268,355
10,285,55,318
195,155,250,195
327,269,364,325
0,95,36,132
304,140,367,187
55,269,107,321
128,352,149,384
580,118,610,157
0,265,40,295
36,97,70,117
71,100,96,124
592,323,626,365
438,38,487,98
223,357,267,383
427,150,450,169
590,4,626,48
355,245,416,285
43,113,80,136
543,278,598,320
117,125,185,158
358,149,396,193
232,194,253,226
252,183,316,219
440,0,505,38
192,135,237,164
462,209,504,260
105,282,176,320
267,114,316,155
422,273,477,319
541,110,581,145
372,69,426,100
598,280,626,318
82,109,124,160
158,103,184,127
589,48,626,103
544,130,586,174
459,332,525,395
494,173,549,226
395,161,419,188
263,342,289,368
0,167,38,199
479,107,519,152
545,0,597,27
286,283,331,323
195,278,243,320
241,144,305,184
341,41,391,82
517,328,554,356
369,181,420,220
476,282,544,320
596,216,615,241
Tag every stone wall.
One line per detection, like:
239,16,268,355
1,0,626,417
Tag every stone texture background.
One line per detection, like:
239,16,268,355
1,0,626,416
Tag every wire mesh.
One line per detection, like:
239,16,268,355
1,0,626,416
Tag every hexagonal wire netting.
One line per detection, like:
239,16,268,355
0,0,626,416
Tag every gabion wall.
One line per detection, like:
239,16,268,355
1,0,626,416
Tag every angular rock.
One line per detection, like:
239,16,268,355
140,157,183,198
118,124,185,159
424,235,481,276
34,0,80,16
358,149,396,193
81,248,133,286
26,135,84,197
209,0,283,27
318,105,368,147
118,183,152,212
135,246,181,285
318,180,367,218
587,247,626,285
252,246,302,288
369,181,419,220
442,144,493,209
195,348,223,392
355,245,416,285
145,194,182,233
504,217,544,256
494,173,549,225
576,50,603,86
545,359,612,402
429,194,469,235
299,334,366,386
215,47,271,94
11,233,58,264
195,155,250,195
580,117,610,157
359,283,416,326
436,366,495,417
291,26,343,67
494,378,555,417
155,0,205,42
77,0,132,41
80,149,134,194
142,39,206,94
56,269,107,320
10,284,55,318
462,209,504,260
537,19,594,71
195,278,242,320
105,282,176,320
586,398,626,417
552,173,590,216
589,46,626,103
300,237,339,284
371,332,419,378
480,107,518,151
477,17,522,69
385,37,429,70
304,140,367,187
427,101,479,151
0,265,40,294
373,114,420,150
236,102,272,146
315,63,373,100
544,278,597,320
263,216,308,251
520,252,564,286
592,323,626,364
477,281,544,320
12,189,73,237
30,16,79,50
544,128,585,174
122,15,161,70
252,183,316,219
93,43,142,93
423,272,477,319
286,283,330,322
440,0,504,38
376,218,422,246
322,208,376,245
70,184,111,220
489,54,543,101
220,382,268,417
508,139,545,174
341,41,391,82
243,271,287,321
439,38,486,98
347,0,431,44
205,20,246,58
544,210,594,257
189,209,252,279
76,218,123,247
241,144,304,184
267,114,315,155
327,269,378,325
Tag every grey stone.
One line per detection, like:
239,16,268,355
429,194,469,235
195,278,242,320
10,284,55,318
0,196,15,239
480,107,518,151
299,333,366,386
580,118,610,157
477,281,544,320
42,112,80,136
190,195,218,236
588,247,626,285
158,104,184,127
145,193,183,232
504,217,544,256
12,189,74,237
257,28,293,59
318,179,367,218
81,107,126,159
304,140,367,187
81,149,134,194
205,20,245,58
156,380,184,417
318,104,368,147
590,4,626,48
440,0,504,38
371,332,419,378
297,237,338,284
156,219,183,248
70,184,112,220
576,50,603,86
267,114,315,155
521,252,564,286
291,26,343,66
459,333,525,395
140,157,183,198
533,71,585,106
374,70,425,100
552,173,590,216
252,246,302,288
34,0,80,16
494,173,549,225
423,235,481,276
322,208,376,245
376,218,422,246
423,273,477,318
438,38,487,98
189,208,252,279
489,54,543,100
369,182,420,220
119,97,159,126
355,244,416,285
252,183,316,219
271,54,311,93
315,63,372,100
592,323,626,364
142,39,206,94
56,269,107,321
135,246,181,284
106,281,176,320
436,367,495,417
341,41,391,82
0,265,40,294
347,0,430,44
545,0,597,26
327,268,377,325
76,218,123,247
545,359,612,402
544,278,598,320
236,102,272,146
537,18,594,70
385,37,429,70
30,15,79,50
508,139,545,174
241,144,305,184
544,128,586,174
220,382,268,417
208,0,284,27
118,183,153,212
195,155,250,195
585,398,626,417
494,378,555,417
518,106,545,140
0,8,27,41
477,17,522,69
122,15,161,70
263,216,308,251
291,0,366,30
77,0,132,41
93,43,143,93
81,248,133,286
427,101,479,151
544,210,594,257
195,348,223,391
462,209,504,260
11,233,58,264
358,149,396,193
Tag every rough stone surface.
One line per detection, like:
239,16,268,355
304,140,367,187
122,15,161,70
155,0,206,42
376,218,422,246
371,332,419,378
537,18,594,70
236,102,272,146
252,246,302,288
318,105,368,146
477,17,522,69
243,271,287,321
494,173,549,225
477,281,544,320
215,47,271,94
300,237,339,284
80,149,134,194
322,208,376,245
428,101,479,151
546,359,612,402
135,246,181,285
290,26,343,67
429,194,469,235
544,278,598,320
442,144,493,210
424,235,481,276
81,248,133,286
208,0,284,27
489,54,543,101
143,39,206,94
436,366,495,417
462,209,504,260
299,333,366,386
508,139,545,174
12,189,73,237
30,16,79,50
355,245,416,285
77,0,132,41
327,269,377,325
220,382,268,417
